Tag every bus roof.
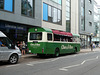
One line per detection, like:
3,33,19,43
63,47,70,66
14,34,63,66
52,30,73,37
29,27,52,33
72,33,80,37
29,27,73,37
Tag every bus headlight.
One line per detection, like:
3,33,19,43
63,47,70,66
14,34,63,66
29,50,31,53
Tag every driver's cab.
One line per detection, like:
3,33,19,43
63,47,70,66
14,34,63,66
0,31,21,64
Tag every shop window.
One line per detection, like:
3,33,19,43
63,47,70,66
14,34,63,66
21,0,34,17
0,0,13,12
43,3,48,21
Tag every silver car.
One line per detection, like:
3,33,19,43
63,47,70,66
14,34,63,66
0,31,21,64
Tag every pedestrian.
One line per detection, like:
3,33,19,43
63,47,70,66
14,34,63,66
18,41,23,53
93,43,96,49
99,43,100,48
18,41,26,55
90,43,93,51
22,41,26,55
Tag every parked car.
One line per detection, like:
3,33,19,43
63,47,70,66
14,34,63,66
0,31,21,64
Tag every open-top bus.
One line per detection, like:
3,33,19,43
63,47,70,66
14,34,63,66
28,27,80,57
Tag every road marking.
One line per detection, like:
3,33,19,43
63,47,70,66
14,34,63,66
59,56,99,71
26,55,78,66
51,58,60,61
6,64,20,68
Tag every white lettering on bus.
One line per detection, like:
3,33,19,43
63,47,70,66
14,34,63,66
30,43,40,47
61,45,73,50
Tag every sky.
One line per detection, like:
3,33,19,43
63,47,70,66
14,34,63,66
96,0,100,5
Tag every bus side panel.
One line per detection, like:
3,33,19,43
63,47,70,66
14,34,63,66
28,42,45,54
60,43,80,54
45,42,61,54
60,43,73,54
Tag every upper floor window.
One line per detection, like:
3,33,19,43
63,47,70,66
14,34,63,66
21,0,34,17
89,22,92,26
43,3,62,25
0,0,14,12
89,0,92,4
51,0,62,5
89,10,92,15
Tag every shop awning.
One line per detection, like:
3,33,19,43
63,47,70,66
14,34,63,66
52,30,72,37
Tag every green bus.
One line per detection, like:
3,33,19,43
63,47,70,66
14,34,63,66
28,27,80,57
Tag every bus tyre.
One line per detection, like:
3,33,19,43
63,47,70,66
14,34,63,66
9,54,18,64
54,48,60,57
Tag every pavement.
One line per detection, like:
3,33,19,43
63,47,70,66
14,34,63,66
21,48,100,58
80,47,100,53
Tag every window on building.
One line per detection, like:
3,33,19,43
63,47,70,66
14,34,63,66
89,10,92,15
89,22,92,26
0,0,13,12
81,0,85,31
52,8,58,23
51,0,62,5
43,3,48,21
89,0,92,4
43,3,62,25
0,0,4,9
66,0,71,32
58,9,62,24
48,6,52,22
21,0,34,17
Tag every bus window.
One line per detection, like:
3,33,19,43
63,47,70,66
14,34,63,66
54,34,60,41
73,37,80,42
47,33,52,41
68,37,72,42
30,32,42,40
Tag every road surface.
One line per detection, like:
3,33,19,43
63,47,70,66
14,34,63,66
0,49,100,75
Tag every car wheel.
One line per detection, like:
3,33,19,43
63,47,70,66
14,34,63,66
9,54,18,64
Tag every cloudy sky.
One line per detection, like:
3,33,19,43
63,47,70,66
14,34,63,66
96,0,100,5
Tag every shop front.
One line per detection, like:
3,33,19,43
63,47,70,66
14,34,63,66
0,21,30,44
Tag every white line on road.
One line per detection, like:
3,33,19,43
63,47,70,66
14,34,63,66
26,55,77,66
59,56,99,71
6,64,20,68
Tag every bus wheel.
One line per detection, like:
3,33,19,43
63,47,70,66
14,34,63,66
54,48,60,57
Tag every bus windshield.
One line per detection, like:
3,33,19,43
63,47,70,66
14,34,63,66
30,32,42,40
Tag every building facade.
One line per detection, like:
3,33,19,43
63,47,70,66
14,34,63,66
71,0,79,34
0,0,68,43
0,0,80,45
79,0,95,48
